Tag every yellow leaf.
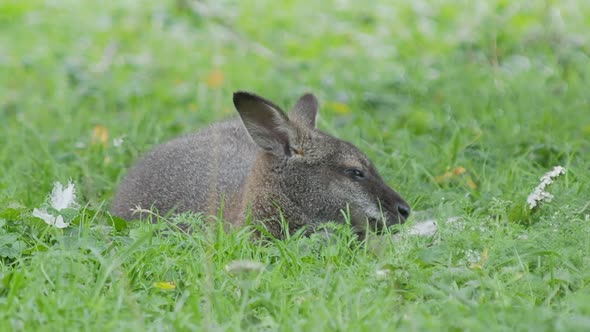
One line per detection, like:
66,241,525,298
92,125,109,146
482,247,489,261
206,69,224,88
435,166,471,185
470,248,489,270
453,167,466,176
466,177,478,190
153,281,176,290
326,101,351,114
435,171,453,184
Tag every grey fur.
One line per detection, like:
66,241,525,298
111,91,410,238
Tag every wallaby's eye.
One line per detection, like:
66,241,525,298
345,168,365,181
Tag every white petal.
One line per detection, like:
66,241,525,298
50,180,79,211
53,215,69,228
32,208,55,225
32,209,70,228
375,269,391,280
113,137,124,147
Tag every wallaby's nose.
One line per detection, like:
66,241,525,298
397,203,410,220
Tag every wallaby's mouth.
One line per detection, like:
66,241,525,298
353,218,401,240
367,212,408,235
347,200,410,238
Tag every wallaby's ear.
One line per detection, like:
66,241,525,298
289,93,318,129
233,91,295,156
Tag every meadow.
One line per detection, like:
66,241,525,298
1,0,590,330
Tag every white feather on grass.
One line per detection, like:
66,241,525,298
32,180,79,228
407,219,438,236
49,181,79,211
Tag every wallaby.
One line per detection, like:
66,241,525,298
111,91,410,238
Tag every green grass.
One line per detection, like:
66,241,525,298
2,0,590,330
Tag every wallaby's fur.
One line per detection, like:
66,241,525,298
111,92,410,238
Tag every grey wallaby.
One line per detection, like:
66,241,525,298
111,91,410,238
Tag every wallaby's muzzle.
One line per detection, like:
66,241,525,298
372,185,411,233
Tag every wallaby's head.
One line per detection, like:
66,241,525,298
233,91,410,236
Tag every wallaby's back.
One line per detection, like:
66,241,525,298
111,119,258,220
